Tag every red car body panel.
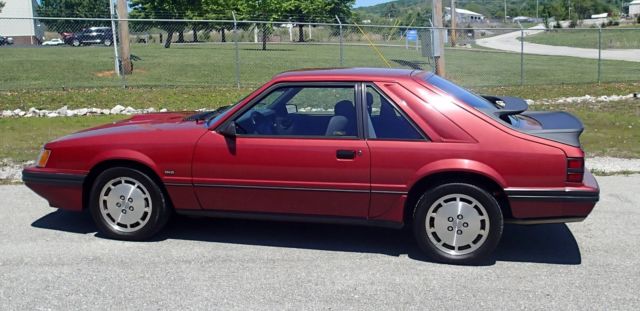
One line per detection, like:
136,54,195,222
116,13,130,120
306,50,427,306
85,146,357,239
23,68,599,226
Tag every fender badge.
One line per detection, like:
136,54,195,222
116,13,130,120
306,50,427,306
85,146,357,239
164,170,175,175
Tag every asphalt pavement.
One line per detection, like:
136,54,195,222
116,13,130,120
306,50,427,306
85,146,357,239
1,175,639,310
475,25,640,62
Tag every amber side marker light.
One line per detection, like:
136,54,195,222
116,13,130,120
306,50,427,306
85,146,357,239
36,149,51,168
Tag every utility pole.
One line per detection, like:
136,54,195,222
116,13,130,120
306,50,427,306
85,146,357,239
116,0,132,74
450,0,456,47
536,0,539,20
504,0,507,23
431,0,445,77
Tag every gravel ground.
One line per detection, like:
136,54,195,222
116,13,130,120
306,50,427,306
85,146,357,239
1,175,639,310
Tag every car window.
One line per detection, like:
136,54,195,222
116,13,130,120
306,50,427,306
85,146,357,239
365,85,423,140
426,74,497,111
233,85,357,138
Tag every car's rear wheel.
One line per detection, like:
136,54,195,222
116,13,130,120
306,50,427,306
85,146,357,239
413,183,503,265
103,39,112,46
72,39,80,47
89,167,171,240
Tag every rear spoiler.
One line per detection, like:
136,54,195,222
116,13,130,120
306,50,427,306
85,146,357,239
481,95,584,147
481,95,528,117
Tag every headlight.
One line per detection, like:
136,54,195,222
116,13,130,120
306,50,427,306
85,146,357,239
36,149,51,168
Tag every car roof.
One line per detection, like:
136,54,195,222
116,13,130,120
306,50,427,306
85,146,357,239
273,67,424,82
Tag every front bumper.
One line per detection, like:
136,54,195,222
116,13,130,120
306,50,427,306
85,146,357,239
504,169,600,224
22,167,86,211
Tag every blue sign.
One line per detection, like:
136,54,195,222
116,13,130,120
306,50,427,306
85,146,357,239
406,29,418,41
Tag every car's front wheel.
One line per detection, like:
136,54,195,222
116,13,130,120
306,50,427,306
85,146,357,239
89,167,171,240
72,39,81,47
103,39,112,46
413,183,503,265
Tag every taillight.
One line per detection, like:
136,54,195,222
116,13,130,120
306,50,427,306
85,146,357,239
566,157,584,183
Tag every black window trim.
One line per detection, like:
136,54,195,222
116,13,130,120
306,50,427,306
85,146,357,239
216,81,364,140
360,83,430,142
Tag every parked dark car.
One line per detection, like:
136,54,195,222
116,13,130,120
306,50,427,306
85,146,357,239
0,35,14,46
65,27,114,47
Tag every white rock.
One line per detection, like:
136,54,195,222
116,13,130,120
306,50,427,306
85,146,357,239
111,104,125,114
13,109,22,115
76,108,88,116
46,112,59,118
160,108,168,112
2,110,13,117
18,111,26,117
123,106,136,114
66,110,76,117
57,105,68,115
101,109,111,115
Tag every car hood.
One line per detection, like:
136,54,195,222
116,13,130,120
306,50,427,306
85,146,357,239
50,112,205,144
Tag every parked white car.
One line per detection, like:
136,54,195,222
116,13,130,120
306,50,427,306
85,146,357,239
42,38,64,46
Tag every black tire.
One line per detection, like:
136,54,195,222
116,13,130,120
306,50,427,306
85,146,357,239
72,39,81,47
104,39,112,46
89,167,171,241
413,183,503,265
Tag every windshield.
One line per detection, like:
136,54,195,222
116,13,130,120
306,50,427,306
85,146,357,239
425,74,497,111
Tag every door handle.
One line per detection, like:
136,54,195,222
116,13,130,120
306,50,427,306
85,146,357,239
336,150,356,159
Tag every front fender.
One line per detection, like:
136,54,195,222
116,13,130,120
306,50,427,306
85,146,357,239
88,149,161,177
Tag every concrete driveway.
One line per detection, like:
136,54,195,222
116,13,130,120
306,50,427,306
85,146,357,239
476,25,640,62
1,175,639,309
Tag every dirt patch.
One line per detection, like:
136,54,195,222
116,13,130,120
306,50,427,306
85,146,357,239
94,68,147,78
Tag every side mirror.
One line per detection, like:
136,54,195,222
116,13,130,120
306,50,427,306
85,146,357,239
218,121,237,137
286,104,298,114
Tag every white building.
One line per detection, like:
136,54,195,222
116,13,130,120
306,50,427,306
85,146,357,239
630,0,640,17
0,0,45,45
445,7,485,23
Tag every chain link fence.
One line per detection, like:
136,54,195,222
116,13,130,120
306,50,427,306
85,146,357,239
0,16,639,91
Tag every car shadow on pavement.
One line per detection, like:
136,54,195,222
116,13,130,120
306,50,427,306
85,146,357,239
32,211,581,265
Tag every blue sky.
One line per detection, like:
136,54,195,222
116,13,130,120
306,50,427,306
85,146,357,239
354,0,394,8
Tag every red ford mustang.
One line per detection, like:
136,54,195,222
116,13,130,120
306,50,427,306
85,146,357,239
23,68,599,264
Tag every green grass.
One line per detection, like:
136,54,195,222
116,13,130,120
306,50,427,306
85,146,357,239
2,100,638,164
524,28,640,49
1,43,639,93
0,115,125,163
0,87,251,111
533,101,640,159
2,82,639,112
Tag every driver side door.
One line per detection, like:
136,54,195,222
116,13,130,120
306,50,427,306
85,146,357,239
192,83,371,218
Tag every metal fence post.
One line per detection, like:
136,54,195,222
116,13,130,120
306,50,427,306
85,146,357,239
108,0,121,78
597,25,602,84
519,23,524,86
335,16,343,67
232,11,240,88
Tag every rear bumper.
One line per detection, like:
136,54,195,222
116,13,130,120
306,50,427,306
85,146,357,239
505,169,599,223
22,168,86,211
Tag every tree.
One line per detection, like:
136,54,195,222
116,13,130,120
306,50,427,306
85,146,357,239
282,0,354,43
237,0,284,50
37,0,110,32
130,0,201,48
202,0,242,42
0,1,5,13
